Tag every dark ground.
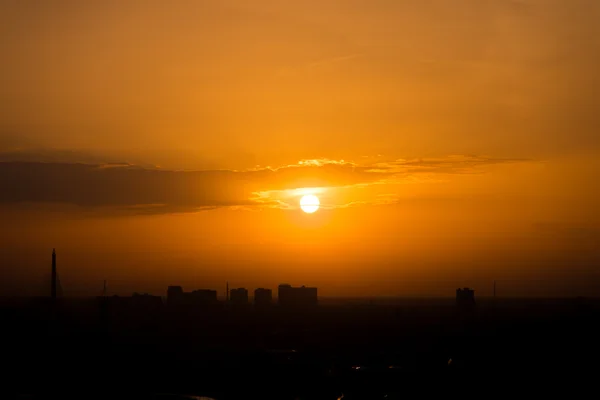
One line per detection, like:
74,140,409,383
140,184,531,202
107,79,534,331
2,296,599,399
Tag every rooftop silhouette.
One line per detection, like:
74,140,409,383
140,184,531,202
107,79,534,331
278,284,318,307
229,287,249,305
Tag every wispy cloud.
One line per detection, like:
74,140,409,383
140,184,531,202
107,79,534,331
249,155,533,210
370,155,531,174
0,155,533,215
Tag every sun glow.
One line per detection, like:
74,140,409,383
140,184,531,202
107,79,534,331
300,194,320,213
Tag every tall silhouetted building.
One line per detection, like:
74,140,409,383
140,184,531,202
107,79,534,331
230,288,248,305
254,288,272,307
278,284,318,307
456,287,476,309
51,248,57,299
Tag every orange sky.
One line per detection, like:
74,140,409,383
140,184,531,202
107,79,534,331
1,1,599,297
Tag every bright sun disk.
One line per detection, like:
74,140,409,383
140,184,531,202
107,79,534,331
300,194,320,213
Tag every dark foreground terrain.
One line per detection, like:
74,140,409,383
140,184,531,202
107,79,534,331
2,297,599,399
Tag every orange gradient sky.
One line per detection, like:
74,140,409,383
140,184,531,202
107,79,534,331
1,1,599,297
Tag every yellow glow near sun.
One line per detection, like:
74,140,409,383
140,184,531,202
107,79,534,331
300,194,320,213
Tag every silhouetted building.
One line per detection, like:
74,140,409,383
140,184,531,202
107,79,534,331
254,288,273,307
456,287,476,309
229,288,248,305
51,248,57,299
167,286,217,306
278,284,318,307
167,286,185,305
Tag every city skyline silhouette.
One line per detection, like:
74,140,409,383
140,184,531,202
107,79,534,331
1,0,600,299
1,1,599,398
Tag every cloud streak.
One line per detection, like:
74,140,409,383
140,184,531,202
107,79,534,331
368,155,531,174
0,155,532,214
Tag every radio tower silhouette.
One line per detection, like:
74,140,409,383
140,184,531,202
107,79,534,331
51,249,57,299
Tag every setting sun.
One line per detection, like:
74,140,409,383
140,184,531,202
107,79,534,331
300,194,320,214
